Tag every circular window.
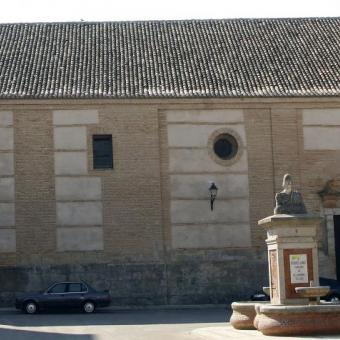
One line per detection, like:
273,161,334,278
208,128,243,166
213,134,238,160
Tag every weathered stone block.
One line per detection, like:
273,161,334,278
0,111,13,126
170,174,249,199
0,229,16,252
54,152,88,175
53,110,99,125
57,227,103,251
303,109,340,125
172,224,251,248
0,128,13,150
167,124,246,147
170,199,249,224
169,149,248,173
304,127,340,150
0,178,15,201
0,203,15,226
56,202,103,225
56,177,102,201
166,109,244,123
54,127,87,150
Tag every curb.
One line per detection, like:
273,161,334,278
0,304,229,313
104,304,229,311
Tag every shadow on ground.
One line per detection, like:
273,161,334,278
0,328,94,340
0,308,229,327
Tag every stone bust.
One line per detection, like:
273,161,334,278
274,174,307,214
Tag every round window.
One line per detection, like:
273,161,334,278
213,134,238,160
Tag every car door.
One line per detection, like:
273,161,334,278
43,283,68,309
65,283,87,308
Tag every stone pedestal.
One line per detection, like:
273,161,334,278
258,214,321,305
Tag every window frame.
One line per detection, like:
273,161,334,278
207,128,244,167
47,283,68,294
92,134,113,170
213,133,238,160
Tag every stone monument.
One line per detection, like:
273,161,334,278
230,174,340,336
274,173,306,215
260,173,318,305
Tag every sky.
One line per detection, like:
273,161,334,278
0,0,339,23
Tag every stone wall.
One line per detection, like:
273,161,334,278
0,249,268,307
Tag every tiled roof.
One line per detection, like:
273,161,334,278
0,18,340,99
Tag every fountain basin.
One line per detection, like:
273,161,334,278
295,286,330,305
295,286,330,298
255,303,340,336
230,301,269,330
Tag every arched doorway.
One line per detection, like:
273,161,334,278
319,178,340,279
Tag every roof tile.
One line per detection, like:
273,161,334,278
0,18,340,98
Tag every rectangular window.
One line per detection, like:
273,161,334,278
48,283,67,294
67,283,83,293
93,135,113,169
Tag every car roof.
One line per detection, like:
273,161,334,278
54,281,85,284
49,281,87,285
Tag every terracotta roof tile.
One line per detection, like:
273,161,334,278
0,18,340,98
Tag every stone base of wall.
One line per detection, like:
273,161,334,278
0,256,268,307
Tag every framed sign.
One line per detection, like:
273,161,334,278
284,248,313,298
289,254,308,284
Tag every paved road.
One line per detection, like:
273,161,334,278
0,307,229,340
2,308,338,340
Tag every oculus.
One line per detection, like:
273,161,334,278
213,133,238,160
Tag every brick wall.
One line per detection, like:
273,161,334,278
0,97,338,304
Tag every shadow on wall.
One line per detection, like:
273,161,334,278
0,327,94,340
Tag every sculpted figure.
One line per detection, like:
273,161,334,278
274,174,307,214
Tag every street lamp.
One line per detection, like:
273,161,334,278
209,182,218,211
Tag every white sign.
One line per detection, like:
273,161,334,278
289,254,308,284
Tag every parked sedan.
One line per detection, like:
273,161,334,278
320,277,340,302
250,278,340,302
15,281,111,314
250,291,270,301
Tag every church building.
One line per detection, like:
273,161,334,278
0,18,340,305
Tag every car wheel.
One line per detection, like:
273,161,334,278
24,301,38,314
83,301,95,313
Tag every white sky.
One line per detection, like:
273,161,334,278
0,0,339,23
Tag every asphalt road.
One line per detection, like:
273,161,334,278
2,308,340,340
0,307,229,340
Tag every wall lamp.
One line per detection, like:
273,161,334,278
209,182,218,211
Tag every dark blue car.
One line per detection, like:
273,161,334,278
15,281,111,314
319,277,340,302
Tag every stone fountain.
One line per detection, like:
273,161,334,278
230,174,340,336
